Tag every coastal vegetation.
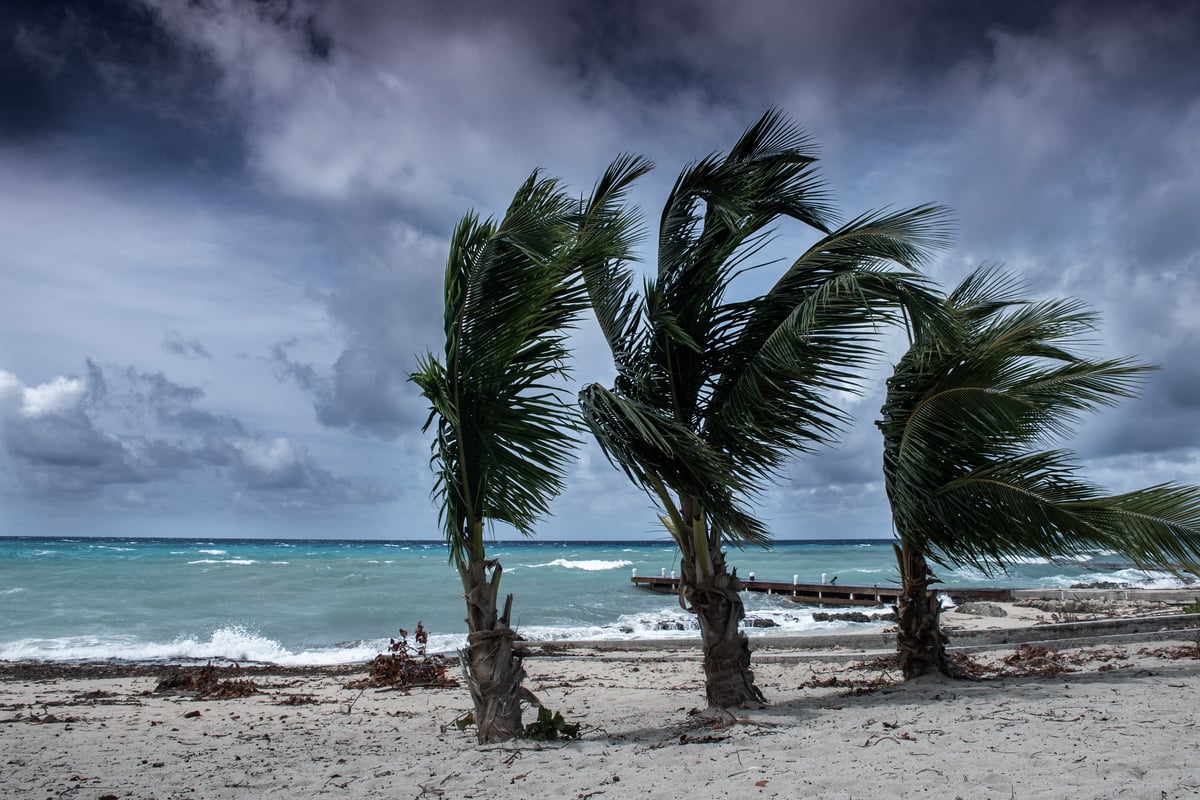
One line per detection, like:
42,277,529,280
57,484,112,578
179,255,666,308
409,158,648,742
579,109,952,706
879,265,1200,678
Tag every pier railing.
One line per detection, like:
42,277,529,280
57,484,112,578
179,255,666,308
630,574,1015,606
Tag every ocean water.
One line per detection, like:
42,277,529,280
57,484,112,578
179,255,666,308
0,537,1188,666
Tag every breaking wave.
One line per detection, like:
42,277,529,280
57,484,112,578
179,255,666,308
528,558,634,571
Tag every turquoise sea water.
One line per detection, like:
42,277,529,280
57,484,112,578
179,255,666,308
0,537,1185,665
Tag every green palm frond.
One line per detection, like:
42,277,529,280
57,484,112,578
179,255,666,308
704,207,954,480
578,155,654,371
880,264,1200,578
580,382,770,548
1066,484,1200,572
412,160,646,567
580,109,953,554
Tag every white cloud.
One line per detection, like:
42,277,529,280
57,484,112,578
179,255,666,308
16,375,88,418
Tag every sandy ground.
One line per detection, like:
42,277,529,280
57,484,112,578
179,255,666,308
3,601,1200,800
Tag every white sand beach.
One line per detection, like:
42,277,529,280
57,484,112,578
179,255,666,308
3,600,1199,799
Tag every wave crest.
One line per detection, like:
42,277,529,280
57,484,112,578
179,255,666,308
529,558,634,571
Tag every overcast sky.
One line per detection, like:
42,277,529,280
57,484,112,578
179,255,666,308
1,0,1198,542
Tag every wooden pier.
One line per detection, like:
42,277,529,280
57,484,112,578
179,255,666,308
632,575,898,606
631,575,1016,606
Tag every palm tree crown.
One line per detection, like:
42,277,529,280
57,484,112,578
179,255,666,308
583,109,952,552
880,264,1200,577
412,157,650,570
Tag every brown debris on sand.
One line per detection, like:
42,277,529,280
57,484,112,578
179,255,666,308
154,662,261,699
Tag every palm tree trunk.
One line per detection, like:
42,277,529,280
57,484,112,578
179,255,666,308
691,575,765,707
895,543,950,679
678,508,765,708
459,558,534,744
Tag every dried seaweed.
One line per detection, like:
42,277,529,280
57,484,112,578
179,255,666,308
347,622,458,690
154,663,260,699
1137,640,1200,660
1001,644,1074,677
942,646,1079,680
799,671,891,695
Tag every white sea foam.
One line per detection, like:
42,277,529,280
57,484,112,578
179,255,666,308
529,559,634,571
0,626,409,666
947,565,990,582
197,549,227,556
513,594,891,644
1038,569,1195,590
1,587,25,595
187,559,258,565
0,608,889,663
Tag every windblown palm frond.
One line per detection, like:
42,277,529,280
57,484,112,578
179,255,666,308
880,263,1200,577
582,110,954,552
581,108,955,704
580,382,768,547
411,158,649,569
704,205,954,484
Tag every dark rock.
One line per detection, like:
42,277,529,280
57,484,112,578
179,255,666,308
812,611,874,623
954,602,1008,618
748,618,779,628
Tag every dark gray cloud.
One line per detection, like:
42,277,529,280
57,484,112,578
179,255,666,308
270,336,427,441
162,329,213,360
0,362,397,510
1,0,241,177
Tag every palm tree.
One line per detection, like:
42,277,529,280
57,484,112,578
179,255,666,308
410,156,649,743
580,109,952,707
878,265,1200,679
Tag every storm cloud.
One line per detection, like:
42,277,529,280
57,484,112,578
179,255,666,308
0,363,397,516
2,0,1197,539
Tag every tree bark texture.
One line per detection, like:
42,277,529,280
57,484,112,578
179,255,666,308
679,534,766,708
895,546,950,679
693,578,765,707
459,559,536,744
